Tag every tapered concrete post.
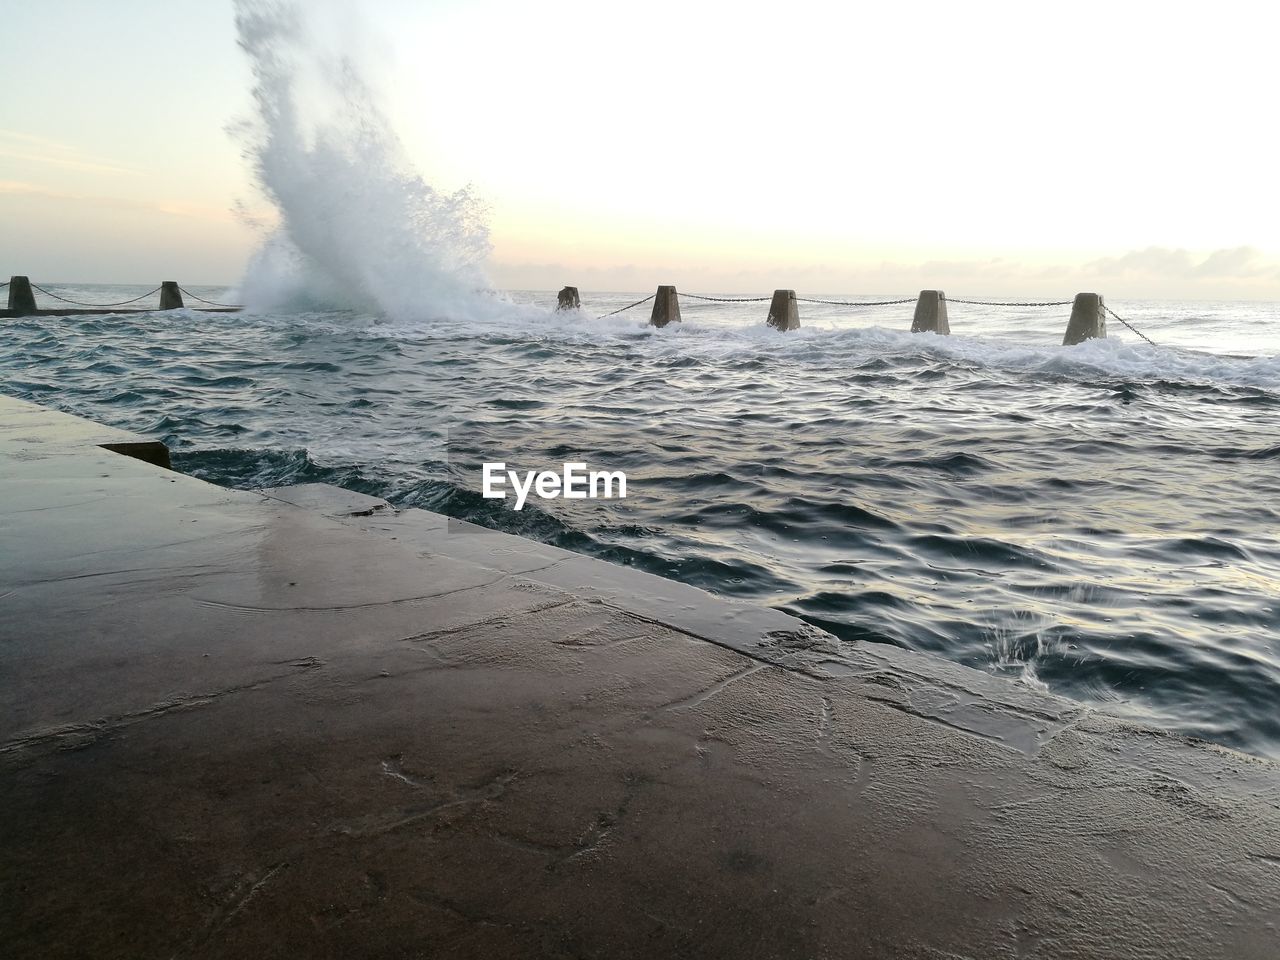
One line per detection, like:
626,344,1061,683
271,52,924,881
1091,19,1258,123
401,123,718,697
911,290,950,334
1063,293,1106,345
7,276,37,316
766,289,800,331
556,286,580,311
649,285,681,328
159,281,184,310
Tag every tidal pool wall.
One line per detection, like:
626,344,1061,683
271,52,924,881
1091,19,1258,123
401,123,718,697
1,395,1277,959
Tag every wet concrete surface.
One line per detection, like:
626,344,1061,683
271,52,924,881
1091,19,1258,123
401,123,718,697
2,395,1279,959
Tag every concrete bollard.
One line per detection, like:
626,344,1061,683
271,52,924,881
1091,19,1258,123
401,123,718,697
911,290,950,334
7,276,37,316
649,285,681,328
1063,293,1106,345
159,281,184,310
556,286,581,311
766,289,800,331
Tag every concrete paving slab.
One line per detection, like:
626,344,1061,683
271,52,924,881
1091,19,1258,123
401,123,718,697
2,394,1279,959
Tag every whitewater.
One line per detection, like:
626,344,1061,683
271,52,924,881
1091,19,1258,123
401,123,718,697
3,291,1279,760
3,0,1278,759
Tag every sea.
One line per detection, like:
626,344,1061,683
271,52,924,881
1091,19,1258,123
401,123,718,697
2,284,1278,759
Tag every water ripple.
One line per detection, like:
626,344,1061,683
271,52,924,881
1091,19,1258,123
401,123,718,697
3,303,1279,759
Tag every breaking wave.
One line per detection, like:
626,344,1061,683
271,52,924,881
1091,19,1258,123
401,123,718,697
231,0,530,322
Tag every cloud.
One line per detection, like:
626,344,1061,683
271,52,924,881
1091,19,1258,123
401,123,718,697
0,180,262,225
0,129,78,152
0,129,139,176
1194,246,1268,278
1085,245,1276,280
489,244,1280,299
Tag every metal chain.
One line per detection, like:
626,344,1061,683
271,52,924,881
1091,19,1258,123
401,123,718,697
595,293,655,320
6,281,1160,347
179,286,243,308
796,297,915,307
30,283,162,308
1104,304,1159,347
943,297,1073,307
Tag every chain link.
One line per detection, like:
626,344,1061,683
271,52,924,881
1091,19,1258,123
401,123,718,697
796,297,916,307
595,293,655,320
943,297,1073,307
30,283,162,308
179,286,244,308
10,281,1159,348
1104,304,1159,347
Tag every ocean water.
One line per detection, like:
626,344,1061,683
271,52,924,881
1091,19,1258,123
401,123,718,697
2,285,1278,759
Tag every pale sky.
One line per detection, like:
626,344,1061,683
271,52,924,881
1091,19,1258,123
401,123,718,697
2,0,1279,298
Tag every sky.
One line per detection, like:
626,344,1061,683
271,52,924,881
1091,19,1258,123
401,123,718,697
2,0,1278,298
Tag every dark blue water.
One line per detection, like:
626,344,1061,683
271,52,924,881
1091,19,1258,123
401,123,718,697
3,288,1279,758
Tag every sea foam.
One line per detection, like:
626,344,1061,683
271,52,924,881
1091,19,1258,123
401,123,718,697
231,0,535,322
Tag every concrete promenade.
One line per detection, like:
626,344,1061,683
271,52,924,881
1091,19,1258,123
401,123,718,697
1,394,1278,959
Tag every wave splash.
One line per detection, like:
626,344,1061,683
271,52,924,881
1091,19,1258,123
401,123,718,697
231,0,519,321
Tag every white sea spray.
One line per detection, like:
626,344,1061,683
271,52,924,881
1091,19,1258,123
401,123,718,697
231,0,535,322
